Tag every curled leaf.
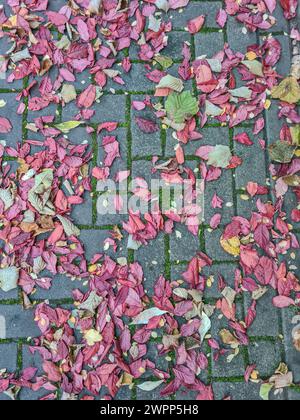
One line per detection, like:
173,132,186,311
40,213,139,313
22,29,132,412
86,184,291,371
57,215,80,237
0,267,19,292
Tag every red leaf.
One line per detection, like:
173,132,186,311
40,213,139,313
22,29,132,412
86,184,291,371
77,85,96,108
135,117,159,134
187,15,205,34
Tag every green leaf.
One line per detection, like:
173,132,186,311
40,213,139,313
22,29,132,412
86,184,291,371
199,312,211,343
269,141,296,164
271,76,300,104
54,121,83,134
165,91,199,124
291,125,300,146
207,145,232,168
242,60,264,77
259,383,273,401
154,55,174,70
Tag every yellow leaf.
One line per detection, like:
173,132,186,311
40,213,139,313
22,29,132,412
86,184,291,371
271,76,300,104
245,51,257,61
219,329,239,346
220,236,241,257
84,329,103,346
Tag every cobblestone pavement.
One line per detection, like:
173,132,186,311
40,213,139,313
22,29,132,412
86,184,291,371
0,0,300,401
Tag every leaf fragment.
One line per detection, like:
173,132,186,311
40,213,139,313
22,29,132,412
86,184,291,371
269,141,296,163
165,91,199,124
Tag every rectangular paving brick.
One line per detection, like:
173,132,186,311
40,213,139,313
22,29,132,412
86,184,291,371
106,64,155,92
62,94,127,124
170,1,223,30
0,343,18,371
248,340,283,378
135,233,165,295
244,290,281,338
0,305,40,339
282,307,300,383
131,95,162,158
33,273,89,300
170,224,200,262
226,16,257,54
194,32,224,58
234,127,267,189
79,228,127,261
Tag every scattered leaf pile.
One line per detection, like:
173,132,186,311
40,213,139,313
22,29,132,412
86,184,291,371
0,0,300,401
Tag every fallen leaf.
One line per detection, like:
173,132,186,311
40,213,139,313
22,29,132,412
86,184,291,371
271,76,300,104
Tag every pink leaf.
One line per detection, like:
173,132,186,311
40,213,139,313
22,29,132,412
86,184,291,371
0,117,12,133
273,295,295,308
187,15,205,34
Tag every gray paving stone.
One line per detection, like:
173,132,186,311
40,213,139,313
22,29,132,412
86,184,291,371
204,169,235,226
131,96,162,158
202,263,238,299
79,229,127,261
175,388,197,400
0,343,17,371
0,93,23,150
287,389,300,401
260,4,289,33
205,228,238,262
62,94,127,123
135,233,165,295
0,305,40,339
160,32,192,61
212,381,261,400
170,1,223,30
282,307,300,383
227,16,257,53
33,273,88,300
264,100,283,145
20,345,50,401
248,340,283,378
244,290,281,338
136,386,168,400
115,386,132,400
237,195,269,220
64,126,94,147
0,286,19,302
107,64,155,92
194,32,224,58
72,191,93,226
234,127,267,188
170,224,200,262
0,36,24,90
